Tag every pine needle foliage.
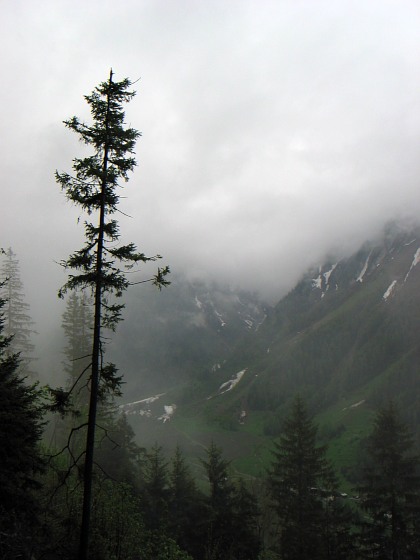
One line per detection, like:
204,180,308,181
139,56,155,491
56,73,169,309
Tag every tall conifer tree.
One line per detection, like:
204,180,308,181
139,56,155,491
358,402,420,559
55,70,169,560
168,445,198,536
141,444,170,532
201,442,261,559
0,282,44,555
0,247,36,375
62,292,92,385
268,396,338,560
61,291,93,421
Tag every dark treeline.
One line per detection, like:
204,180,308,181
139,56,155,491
0,251,420,559
0,266,419,558
2,289,420,560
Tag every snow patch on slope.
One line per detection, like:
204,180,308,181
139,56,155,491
357,252,371,283
383,280,397,301
158,404,176,423
404,248,420,283
342,399,365,411
323,264,337,287
311,264,337,297
120,393,165,410
214,309,226,327
218,369,247,394
311,267,322,290
119,393,166,417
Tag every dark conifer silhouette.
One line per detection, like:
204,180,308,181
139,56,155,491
0,281,44,555
201,441,261,559
358,402,420,559
55,69,169,560
268,396,349,560
61,291,93,394
0,247,36,375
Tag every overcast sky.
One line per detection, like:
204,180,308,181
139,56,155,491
1,0,420,348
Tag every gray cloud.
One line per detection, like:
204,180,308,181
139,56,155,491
1,0,420,343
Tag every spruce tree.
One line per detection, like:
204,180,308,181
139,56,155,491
140,444,170,532
320,468,357,559
358,402,420,559
0,247,36,375
202,441,234,513
61,291,93,396
201,441,261,559
59,290,93,447
168,445,198,535
55,70,169,560
230,480,262,560
168,445,204,555
0,283,44,555
268,396,335,560
201,441,237,559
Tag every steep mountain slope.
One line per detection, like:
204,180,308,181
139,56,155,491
114,223,420,485
170,223,420,483
109,275,268,396
249,222,420,418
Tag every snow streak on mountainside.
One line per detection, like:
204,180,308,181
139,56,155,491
404,247,420,282
381,243,420,301
311,264,337,297
119,393,165,417
218,369,246,394
119,393,177,423
206,369,248,400
118,369,248,424
356,251,372,283
383,280,397,301
311,268,322,290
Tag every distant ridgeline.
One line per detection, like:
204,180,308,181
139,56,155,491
249,221,420,419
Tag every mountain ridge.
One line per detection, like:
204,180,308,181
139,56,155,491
114,222,420,484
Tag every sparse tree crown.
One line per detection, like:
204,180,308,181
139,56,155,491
56,71,169,319
55,69,169,560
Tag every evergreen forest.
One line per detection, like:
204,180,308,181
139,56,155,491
2,290,420,559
